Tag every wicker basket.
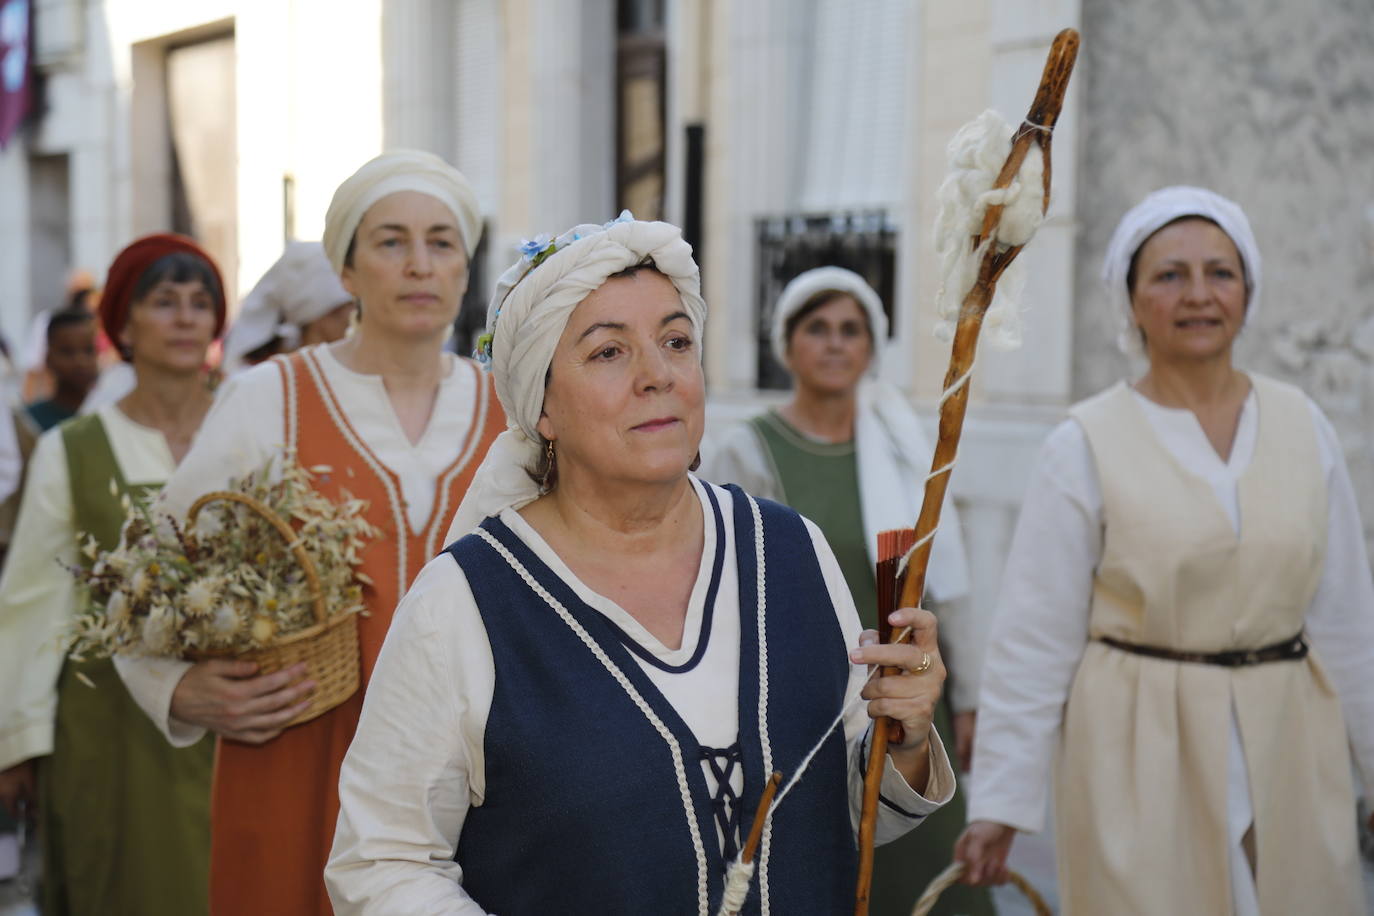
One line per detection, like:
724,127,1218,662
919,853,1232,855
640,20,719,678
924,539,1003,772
185,490,361,728
911,862,1052,916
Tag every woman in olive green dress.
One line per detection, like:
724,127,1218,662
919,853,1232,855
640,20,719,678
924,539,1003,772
0,234,223,914
704,266,993,916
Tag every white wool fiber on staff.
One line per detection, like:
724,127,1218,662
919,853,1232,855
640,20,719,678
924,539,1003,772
931,109,1045,351
715,859,755,916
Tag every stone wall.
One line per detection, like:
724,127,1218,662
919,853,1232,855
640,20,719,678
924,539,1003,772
1074,0,1374,551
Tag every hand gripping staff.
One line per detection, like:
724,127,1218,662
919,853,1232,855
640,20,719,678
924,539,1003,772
853,29,1080,916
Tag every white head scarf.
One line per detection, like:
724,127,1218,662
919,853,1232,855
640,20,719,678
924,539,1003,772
446,213,706,540
222,242,351,373
770,266,888,377
321,149,483,273
1102,185,1262,354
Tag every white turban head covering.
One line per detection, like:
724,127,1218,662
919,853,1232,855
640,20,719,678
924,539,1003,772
321,149,482,274
222,241,352,372
770,266,887,378
1102,185,1261,354
446,212,706,540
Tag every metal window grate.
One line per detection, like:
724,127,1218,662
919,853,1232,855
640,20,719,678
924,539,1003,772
754,211,897,390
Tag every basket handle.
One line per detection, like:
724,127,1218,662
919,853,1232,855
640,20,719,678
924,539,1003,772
910,862,1052,916
186,490,328,627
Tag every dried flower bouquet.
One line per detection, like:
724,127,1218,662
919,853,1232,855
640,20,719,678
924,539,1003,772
67,455,376,664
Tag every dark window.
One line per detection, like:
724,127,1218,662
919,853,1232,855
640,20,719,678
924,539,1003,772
755,211,897,390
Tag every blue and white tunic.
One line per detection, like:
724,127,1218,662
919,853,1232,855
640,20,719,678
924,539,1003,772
326,478,955,915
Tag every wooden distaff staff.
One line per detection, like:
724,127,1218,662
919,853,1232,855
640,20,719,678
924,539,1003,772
853,28,1080,916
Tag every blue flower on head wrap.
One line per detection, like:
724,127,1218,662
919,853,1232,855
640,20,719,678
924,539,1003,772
518,234,554,262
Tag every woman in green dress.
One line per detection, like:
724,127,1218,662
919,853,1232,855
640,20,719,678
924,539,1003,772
704,266,993,916
0,234,224,915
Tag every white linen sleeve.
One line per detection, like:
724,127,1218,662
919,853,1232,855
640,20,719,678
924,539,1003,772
112,366,286,743
0,430,78,770
967,419,1100,834
326,555,495,915
698,421,783,502
931,592,983,714
1299,401,1374,809
800,518,957,844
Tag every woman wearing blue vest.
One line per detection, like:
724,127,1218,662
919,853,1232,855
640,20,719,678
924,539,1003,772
327,215,957,914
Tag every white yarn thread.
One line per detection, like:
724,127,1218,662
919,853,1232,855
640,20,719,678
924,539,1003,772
716,664,885,914
893,359,974,583
932,109,1045,350
716,860,756,916
475,528,712,915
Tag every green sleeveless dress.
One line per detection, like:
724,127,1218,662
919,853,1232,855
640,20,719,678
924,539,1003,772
37,414,214,915
748,411,994,916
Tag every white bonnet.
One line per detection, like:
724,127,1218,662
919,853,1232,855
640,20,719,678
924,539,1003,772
321,149,483,274
446,214,705,539
482,213,706,441
1101,186,1261,353
222,241,351,371
770,266,887,376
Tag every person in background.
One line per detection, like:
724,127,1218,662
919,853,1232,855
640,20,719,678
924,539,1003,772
0,233,225,915
702,266,990,916
221,240,356,374
20,271,96,406
23,309,99,433
955,186,1374,915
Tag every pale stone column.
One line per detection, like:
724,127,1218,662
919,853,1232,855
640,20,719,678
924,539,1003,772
383,0,454,156
496,0,613,255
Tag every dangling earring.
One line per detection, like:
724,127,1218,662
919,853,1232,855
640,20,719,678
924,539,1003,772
540,439,556,490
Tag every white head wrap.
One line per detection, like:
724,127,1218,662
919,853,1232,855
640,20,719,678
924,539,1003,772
445,214,706,540
321,149,482,274
770,266,887,377
222,242,352,372
1101,185,1262,354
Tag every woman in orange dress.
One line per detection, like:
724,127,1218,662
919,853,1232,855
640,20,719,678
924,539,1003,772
116,150,505,915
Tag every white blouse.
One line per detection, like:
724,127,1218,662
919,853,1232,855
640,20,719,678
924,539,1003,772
0,406,175,771
326,478,957,915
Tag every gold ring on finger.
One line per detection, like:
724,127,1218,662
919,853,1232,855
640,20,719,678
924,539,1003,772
913,651,932,674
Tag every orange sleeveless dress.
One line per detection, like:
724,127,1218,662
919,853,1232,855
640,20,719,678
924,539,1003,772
207,349,504,915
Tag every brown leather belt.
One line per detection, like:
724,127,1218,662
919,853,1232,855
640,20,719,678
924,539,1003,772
1095,632,1308,667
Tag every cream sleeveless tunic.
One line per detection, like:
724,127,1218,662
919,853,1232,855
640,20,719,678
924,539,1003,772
1058,375,1362,915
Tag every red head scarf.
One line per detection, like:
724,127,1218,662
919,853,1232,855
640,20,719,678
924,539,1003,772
100,234,227,359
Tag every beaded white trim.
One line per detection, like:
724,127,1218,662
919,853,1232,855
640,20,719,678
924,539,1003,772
278,355,299,454
746,494,774,914
299,349,410,603
475,526,711,916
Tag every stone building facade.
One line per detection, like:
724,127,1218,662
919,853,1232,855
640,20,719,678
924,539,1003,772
1074,0,1374,553
0,0,1369,598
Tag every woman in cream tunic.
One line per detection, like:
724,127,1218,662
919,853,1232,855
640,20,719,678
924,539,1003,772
0,234,226,914
955,186,1374,915
115,151,505,916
